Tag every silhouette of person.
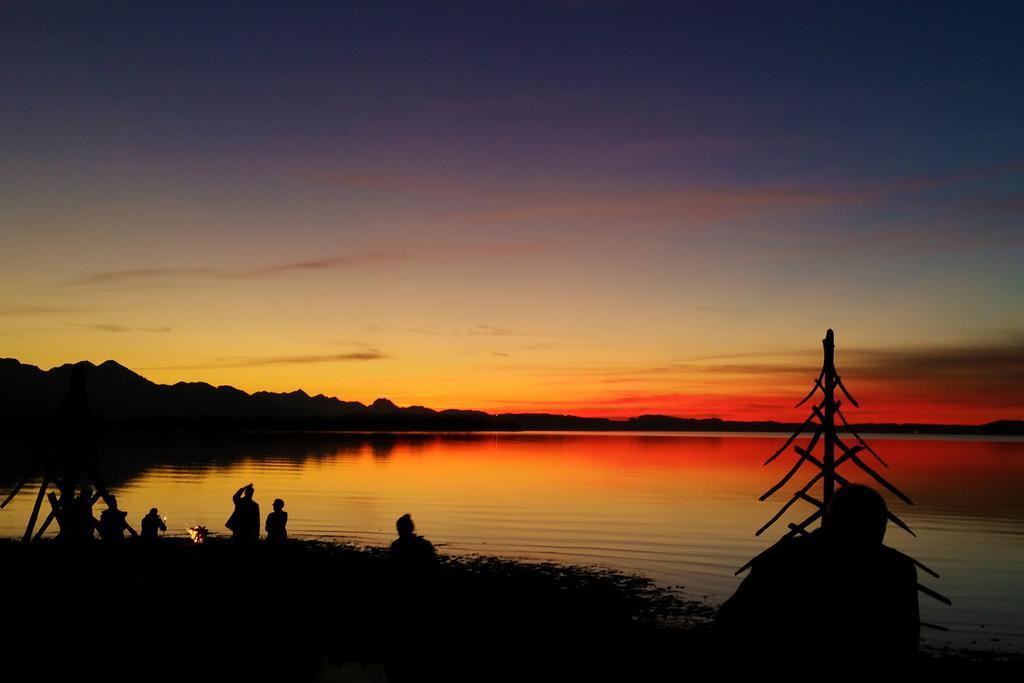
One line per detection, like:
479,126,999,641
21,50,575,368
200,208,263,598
384,514,440,682
98,496,137,543
141,507,167,541
715,483,919,667
226,483,260,542
56,485,97,542
389,513,437,571
265,498,288,543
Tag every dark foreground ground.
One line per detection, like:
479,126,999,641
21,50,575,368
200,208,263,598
1,538,1018,682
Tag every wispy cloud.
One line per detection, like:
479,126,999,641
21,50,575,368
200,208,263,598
467,324,517,337
240,250,408,278
410,324,561,339
893,159,1024,194
479,325,581,341
219,351,386,367
642,335,1024,390
449,160,1024,229
71,250,408,286
143,349,387,370
72,242,558,287
65,323,171,334
673,335,1024,390
843,336,1024,392
72,268,222,286
448,186,865,226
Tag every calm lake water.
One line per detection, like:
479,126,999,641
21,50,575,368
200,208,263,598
2,430,1021,653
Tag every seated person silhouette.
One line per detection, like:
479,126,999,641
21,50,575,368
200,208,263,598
226,483,260,542
384,514,440,681
388,513,437,572
265,498,288,543
140,507,167,541
715,484,919,666
98,496,138,542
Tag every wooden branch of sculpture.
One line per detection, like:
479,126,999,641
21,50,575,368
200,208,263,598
756,471,826,536
834,375,859,408
834,436,913,505
764,411,821,465
835,404,889,467
917,583,952,606
795,370,825,408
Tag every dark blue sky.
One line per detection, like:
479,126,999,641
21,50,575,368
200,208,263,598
4,1,1022,179
1,1,1022,421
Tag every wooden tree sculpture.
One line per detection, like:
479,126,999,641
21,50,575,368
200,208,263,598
1,363,131,541
737,329,950,614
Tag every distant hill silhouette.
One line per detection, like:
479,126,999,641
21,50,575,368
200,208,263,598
0,358,1020,435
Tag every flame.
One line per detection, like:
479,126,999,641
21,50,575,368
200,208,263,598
187,526,208,544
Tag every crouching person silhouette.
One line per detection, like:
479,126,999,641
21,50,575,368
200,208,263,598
98,496,137,543
265,498,288,543
389,513,437,572
141,507,166,541
715,484,919,668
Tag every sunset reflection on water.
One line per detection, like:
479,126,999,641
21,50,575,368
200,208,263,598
1,431,1021,653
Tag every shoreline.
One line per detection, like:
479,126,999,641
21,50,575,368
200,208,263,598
5,421,1024,439
2,537,1018,680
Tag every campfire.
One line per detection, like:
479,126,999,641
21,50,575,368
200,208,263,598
187,526,209,544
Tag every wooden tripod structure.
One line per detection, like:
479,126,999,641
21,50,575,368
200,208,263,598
737,329,950,610
1,363,132,541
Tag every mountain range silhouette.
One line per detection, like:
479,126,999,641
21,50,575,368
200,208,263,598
0,358,1020,434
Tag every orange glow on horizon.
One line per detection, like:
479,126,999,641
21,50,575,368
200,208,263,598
5,316,1021,426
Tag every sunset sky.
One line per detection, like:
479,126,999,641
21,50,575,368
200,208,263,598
1,2,1022,423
